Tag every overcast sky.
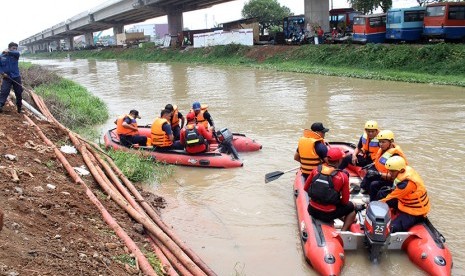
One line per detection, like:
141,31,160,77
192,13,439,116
2,0,416,49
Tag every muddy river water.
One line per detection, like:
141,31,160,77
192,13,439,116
29,58,465,275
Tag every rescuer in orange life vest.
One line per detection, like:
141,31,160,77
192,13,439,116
294,122,329,180
379,156,430,232
304,147,356,231
115,109,147,147
164,104,185,141
362,130,408,201
339,120,380,170
191,101,215,131
150,109,183,150
179,112,213,154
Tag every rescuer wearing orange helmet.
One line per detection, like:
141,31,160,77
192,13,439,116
379,156,430,232
304,147,356,231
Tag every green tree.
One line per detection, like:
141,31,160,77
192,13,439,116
349,0,392,13
242,0,292,35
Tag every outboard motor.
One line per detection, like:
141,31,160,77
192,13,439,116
364,201,391,263
216,128,240,160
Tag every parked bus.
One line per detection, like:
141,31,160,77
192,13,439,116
386,7,425,41
423,2,465,41
352,14,387,44
329,8,363,33
283,15,307,43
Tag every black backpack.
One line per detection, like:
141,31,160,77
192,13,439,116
186,126,205,147
308,165,342,205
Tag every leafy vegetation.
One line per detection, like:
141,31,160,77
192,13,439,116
20,64,108,131
34,79,108,130
348,0,392,13
105,149,175,183
112,254,137,267
241,0,292,35
144,251,165,275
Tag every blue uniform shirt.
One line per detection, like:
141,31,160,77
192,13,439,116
0,50,21,78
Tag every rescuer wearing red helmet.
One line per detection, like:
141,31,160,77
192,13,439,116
304,147,356,231
179,112,213,154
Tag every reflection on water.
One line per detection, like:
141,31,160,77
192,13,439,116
28,58,465,275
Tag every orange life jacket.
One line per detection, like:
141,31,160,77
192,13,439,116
374,144,407,173
171,105,180,128
391,166,430,216
191,104,209,128
151,118,173,147
116,114,138,136
298,129,324,175
361,131,379,161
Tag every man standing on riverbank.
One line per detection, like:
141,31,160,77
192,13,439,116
0,42,23,113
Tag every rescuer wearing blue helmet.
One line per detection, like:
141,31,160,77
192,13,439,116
191,101,215,131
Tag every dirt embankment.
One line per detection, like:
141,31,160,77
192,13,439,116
0,101,164,275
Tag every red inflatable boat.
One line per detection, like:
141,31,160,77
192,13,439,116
132,126,261,152
294,142,452,275
103,128,243,168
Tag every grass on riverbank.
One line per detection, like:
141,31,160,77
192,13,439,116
20,64,108,134
28,43,465,87
106,149,174,183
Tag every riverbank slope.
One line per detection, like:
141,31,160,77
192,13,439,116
29,43,465,87
0,102,165,275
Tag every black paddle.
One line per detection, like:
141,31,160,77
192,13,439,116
265,167,300,183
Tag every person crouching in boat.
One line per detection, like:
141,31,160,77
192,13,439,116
115,109,147,147
363,130,408,201
165,104,185,141
339,120,380,170
304,148,356,231
180,112,213,154
379,156,430,232
151,109,183,151
294,122,329,180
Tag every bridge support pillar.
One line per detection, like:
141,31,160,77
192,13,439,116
56,39,61,51
113,25,124,45
304,0,330,33
167,9,183,46
85,32,94,46
31,44,37,54
64,37,74,50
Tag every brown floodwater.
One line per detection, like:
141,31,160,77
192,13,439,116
29,58,465,275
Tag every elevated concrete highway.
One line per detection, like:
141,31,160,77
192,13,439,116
21,0,329,52
20,0,238,51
